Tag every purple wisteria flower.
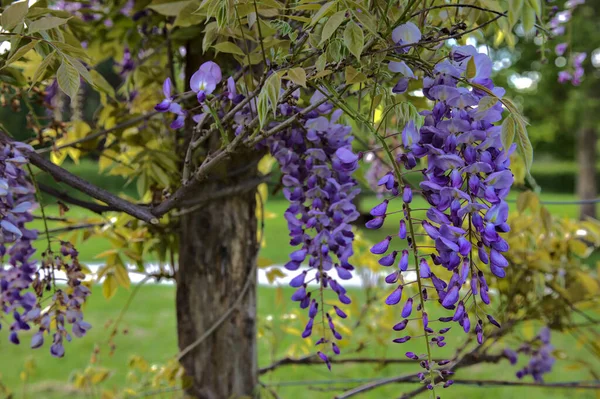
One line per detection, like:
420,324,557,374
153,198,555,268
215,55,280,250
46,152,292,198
505,327,556,382
154,78,187,129
190,61,222,103
392,22,422,53
550,0,587,85
269,96,360,365
367,43,514,389
555,43,568,56
0,143,91,357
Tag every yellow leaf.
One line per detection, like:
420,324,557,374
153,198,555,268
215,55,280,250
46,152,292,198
91,369,112,384
95,249,118,259
570,240,592,258
101,390,115,399
102,274,118,300
311,69,333,80
114,259,131,290
522,320,534,340
576,271,600,295
266,268,285,284
466,56,476,79
258,257,274,268
286,67,307,88
213,41,246,56
345,65,367,84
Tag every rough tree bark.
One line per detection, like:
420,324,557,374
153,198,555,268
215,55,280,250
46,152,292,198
175,45,260,398
576,126,597,219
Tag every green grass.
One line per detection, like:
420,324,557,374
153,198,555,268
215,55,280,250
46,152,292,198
0,285,596,399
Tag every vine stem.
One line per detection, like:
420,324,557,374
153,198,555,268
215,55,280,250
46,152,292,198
26,163,56,291
26,164,51,251
376,137,436,399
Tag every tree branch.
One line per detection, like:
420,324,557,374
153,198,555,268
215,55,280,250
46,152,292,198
0,132,159,224
259,356,427,375
38,182,119,214
36,111,160,154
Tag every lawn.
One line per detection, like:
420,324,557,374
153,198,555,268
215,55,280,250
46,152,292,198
2,191,597,398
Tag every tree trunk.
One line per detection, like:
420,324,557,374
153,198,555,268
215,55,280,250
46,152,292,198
175,45,260,398
176,173,259,398
576,127,597,219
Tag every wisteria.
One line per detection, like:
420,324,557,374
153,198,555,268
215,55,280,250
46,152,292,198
154,64,360,365
270,99,360,364
0,142,91,357
504,327,556,382
549,0,587,85
366,22,514,390
0,142,39,344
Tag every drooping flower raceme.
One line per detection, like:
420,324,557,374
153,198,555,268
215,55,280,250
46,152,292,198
153,67,360,367
504,327,555,382
549,0,587,85
0,142,39,345
0,142,91,357
269,98,360,367
367,40,514,388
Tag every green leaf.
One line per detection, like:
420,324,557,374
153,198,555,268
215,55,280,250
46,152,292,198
501,114,516,151
102,274,118,299
174,0,204,27
28,16,70,34
343,20,363,60
148,0,192,16
56,58,80,99
315,53,327,72
202,22,219,54
64,55,91,84
477,96,498,113
50,41,90,60
213,41,245,56
310,1,335,26
286,67,306,88
527,0,542,16
3,40,36,67
521,4,536,34
514,114,533,172
319,10,346,46
345,65,366,84
352,9,378,36
508,0,523,28
90,70,115,99
30,50,56,88
151,163,171,187
258,72,281,127
265,72,281,117
466,56,476,79
1,1,28,31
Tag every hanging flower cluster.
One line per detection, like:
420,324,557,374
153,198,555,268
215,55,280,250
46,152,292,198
0,142,39,344
154,63,360,366
270,99,360,367
503,327,555,382
549,0,587,85
367,21,514,388
0,142,91,357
